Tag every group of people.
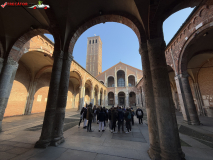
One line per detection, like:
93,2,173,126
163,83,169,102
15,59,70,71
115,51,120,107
79,103,144,133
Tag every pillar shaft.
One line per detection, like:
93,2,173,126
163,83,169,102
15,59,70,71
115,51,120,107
147,38,183,160
139,43,160,159
24,79,38,115
91,87,94,105
0,58,18,131
35,50,63,148
180,73,200,125
51,53,73,146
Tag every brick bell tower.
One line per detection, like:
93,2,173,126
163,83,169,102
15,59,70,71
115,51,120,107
86,36,102,77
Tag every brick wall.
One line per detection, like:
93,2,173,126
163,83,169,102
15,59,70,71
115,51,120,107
198,57,213,107
4,63,30,117
32,72,51,113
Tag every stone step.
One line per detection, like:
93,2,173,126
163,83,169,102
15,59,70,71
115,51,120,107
178,124,213,148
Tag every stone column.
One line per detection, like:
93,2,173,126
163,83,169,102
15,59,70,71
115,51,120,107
98,90,100,106
147,38,184,160
91,87,94,105
0,58,18,132
193,83,204,115
35,50,63,148
180,73,200,125
0,58,4,74
139,43,160,159
125,66,128,87
51,53,73,146
24,78,38,115
126,92,129,107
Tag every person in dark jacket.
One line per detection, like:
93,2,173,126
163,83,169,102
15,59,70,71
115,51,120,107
111,107,118,133
125,108,132,133
131,108,135,126
79,106,85,128
83,105,88,129
86,103,94,132
108,108,112,132
98,107,106,132
117,107,124,133
136,107,143,124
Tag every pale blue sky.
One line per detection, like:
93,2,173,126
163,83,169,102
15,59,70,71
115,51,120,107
45,8,194,71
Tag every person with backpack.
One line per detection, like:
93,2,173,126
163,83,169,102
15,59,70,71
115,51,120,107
108,108,112,132
79,106,85,128
86,103,94,132
111,107,118,133
98,107,106,132
125,108,132,133
117,106,124,133
131,108,135,126
136,107,143,124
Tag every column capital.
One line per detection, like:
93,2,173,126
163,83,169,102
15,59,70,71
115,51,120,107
53,50,63,59
6,57,18,66
147,37,166,51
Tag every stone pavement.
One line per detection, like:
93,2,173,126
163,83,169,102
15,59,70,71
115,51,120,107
0,109,212,160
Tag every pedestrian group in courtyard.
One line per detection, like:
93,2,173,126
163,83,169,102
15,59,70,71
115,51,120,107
79,103,144,133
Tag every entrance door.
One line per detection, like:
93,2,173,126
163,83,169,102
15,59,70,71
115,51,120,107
119,97,125,105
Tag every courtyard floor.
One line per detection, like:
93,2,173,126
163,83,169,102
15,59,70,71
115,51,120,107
0,109,212,160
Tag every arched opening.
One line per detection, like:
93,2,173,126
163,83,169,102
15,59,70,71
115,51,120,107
128,75,135,87
100,88,103,105
129,92,136,106
85,80,92,105
117,70,125,87
94,85,99,106
70,71,82,109
4,63,30,117
108,92,114,105
108,76,114,87
167,65,180,111
118,92,125,106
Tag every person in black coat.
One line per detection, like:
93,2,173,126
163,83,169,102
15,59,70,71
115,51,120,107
79,107,85,128
83,105,88,128
124,108,132,133
98,107,106,132
136,107,143,124
111,107,118,133
117,107,124,133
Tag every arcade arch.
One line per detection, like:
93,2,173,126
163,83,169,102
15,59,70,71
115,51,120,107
118,92,125,106
128,75,135,87
117,70,125,87
108,92,114,105
108,76,115,87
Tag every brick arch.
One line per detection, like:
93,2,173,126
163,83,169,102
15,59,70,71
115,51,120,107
70,69,83,87
178,24,213,74
85,79,93,88
67,14,146,54
108,91,115,94
27,49,53,60
7,29,52,61
35,65,53,80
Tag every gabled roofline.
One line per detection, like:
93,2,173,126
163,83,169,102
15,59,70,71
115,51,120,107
96,61,143,78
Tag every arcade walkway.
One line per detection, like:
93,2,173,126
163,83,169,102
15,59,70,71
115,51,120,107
0,109,212,160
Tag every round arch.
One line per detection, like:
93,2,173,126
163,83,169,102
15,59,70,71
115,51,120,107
108,92,115,106
107,76,115,87
129,91,136,106
67,14,146,54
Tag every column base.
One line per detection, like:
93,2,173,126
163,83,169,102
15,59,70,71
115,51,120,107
147,146,161,160
50,136,65,146
34,139,51,148
160,150,182,160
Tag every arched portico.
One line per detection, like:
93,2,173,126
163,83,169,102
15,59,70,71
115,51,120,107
118,91,125,106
